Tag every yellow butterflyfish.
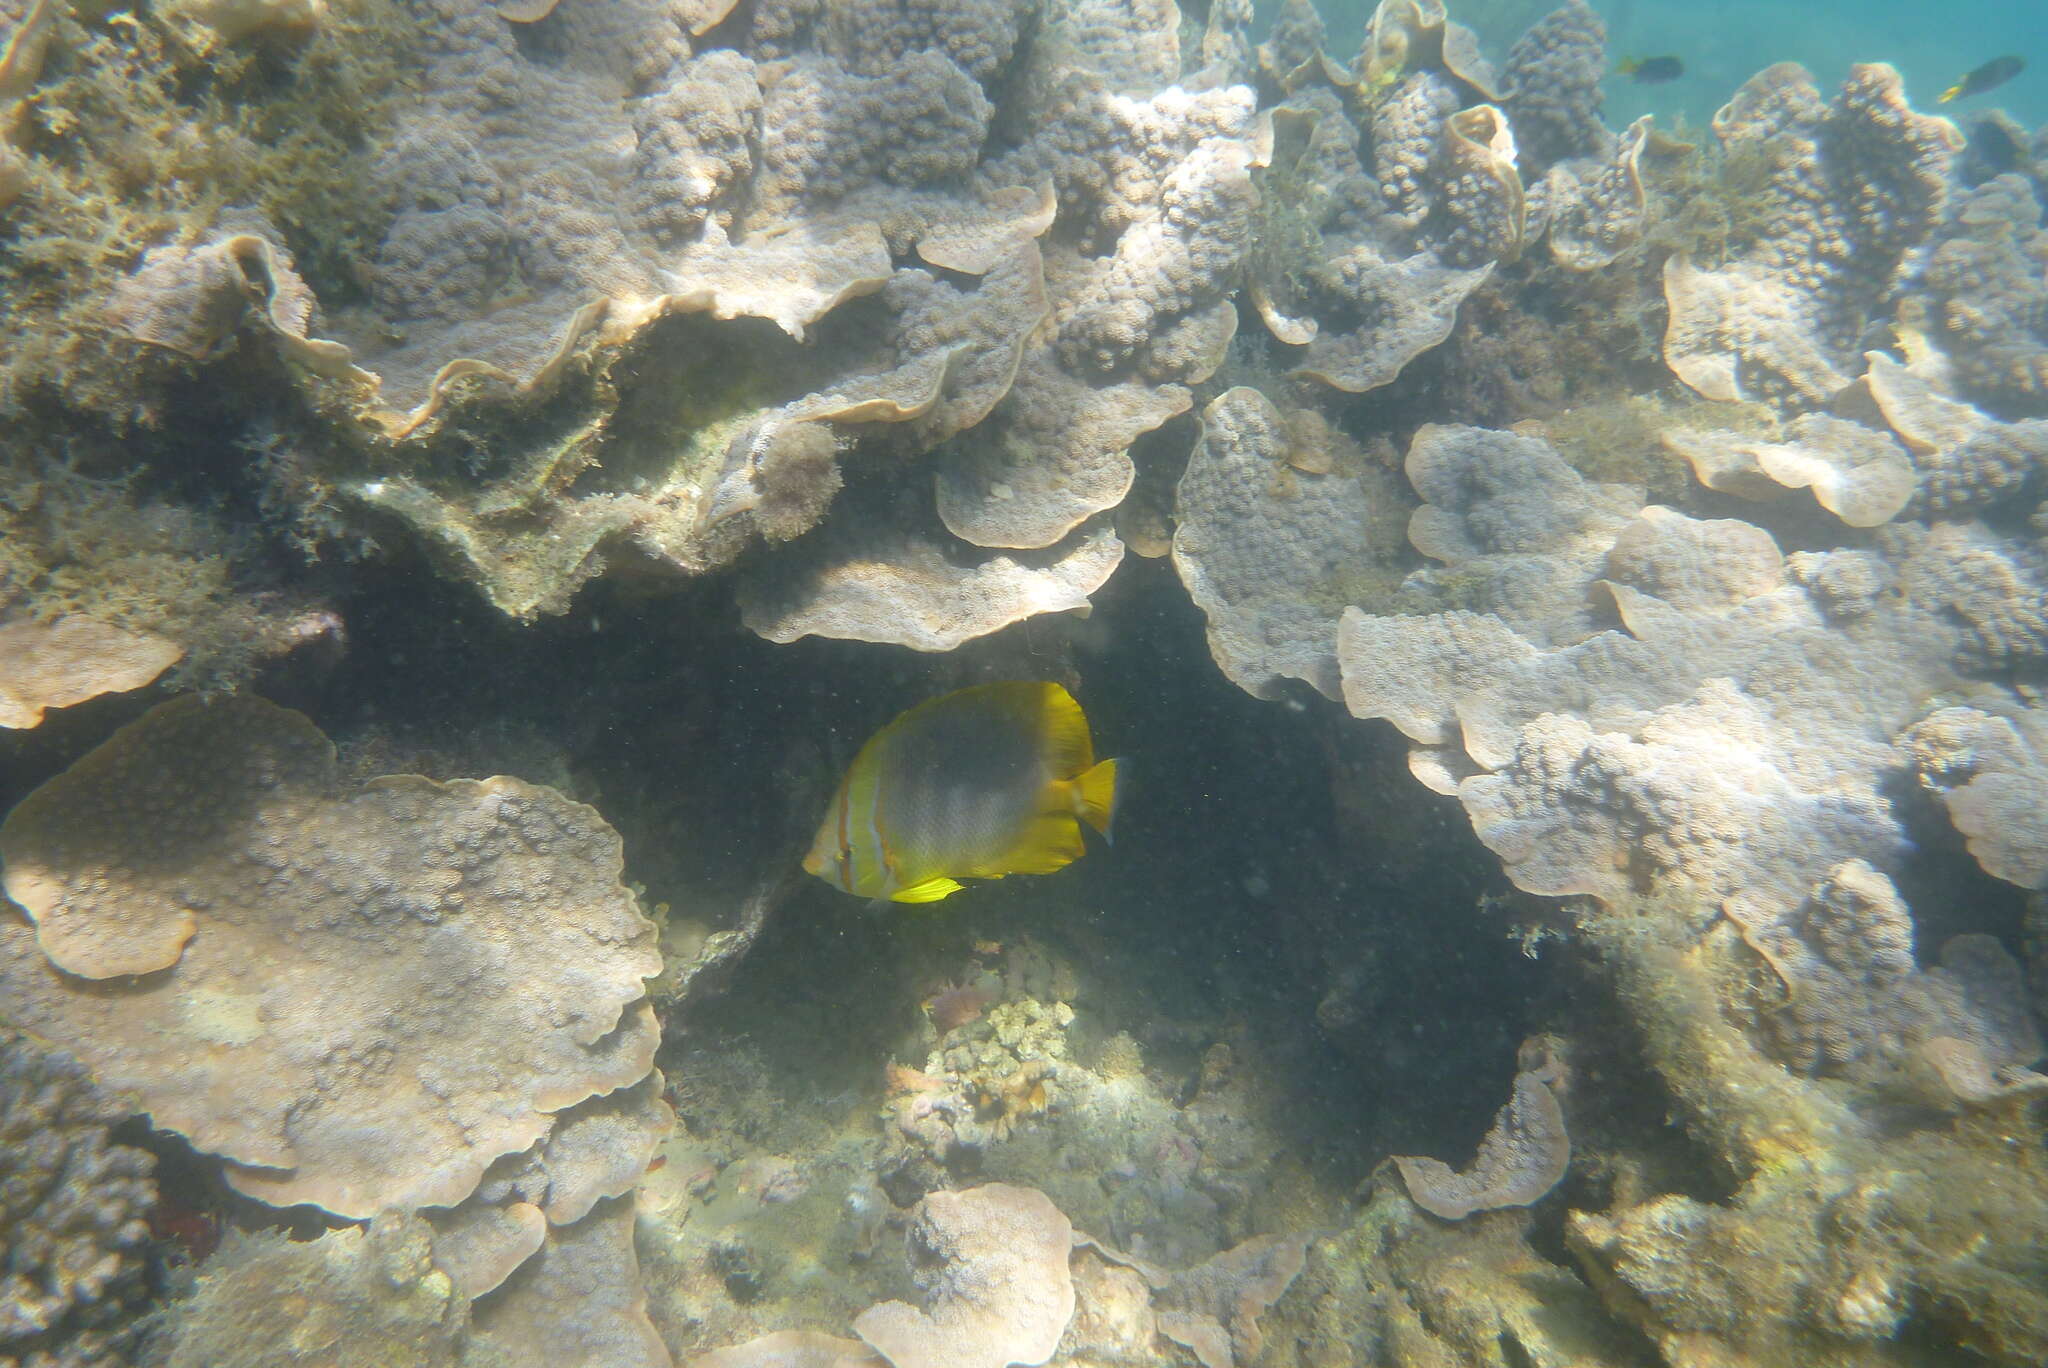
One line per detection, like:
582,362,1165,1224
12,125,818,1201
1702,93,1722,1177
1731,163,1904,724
803,681,1119,905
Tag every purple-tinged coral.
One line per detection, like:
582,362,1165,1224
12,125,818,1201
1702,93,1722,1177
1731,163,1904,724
1394,1043,1569,1220
1905,174,2048,416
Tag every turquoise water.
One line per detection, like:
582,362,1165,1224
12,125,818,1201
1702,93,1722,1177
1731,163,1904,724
1594,0,2044,128
1268,0,2046,128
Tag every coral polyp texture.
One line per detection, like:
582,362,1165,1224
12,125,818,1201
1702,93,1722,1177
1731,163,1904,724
0,617,180,729
1391,1041,1570,1220
0,1032,155,1364
0,694,662,1219
4,0,2048,1363
1660,62,1960,407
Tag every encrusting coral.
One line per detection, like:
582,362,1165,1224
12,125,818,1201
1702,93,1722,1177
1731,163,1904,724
1659,62,1961,407
852,1184,1074,1368
1171,385,1407,699
0,616,180,730
1391,1039,1570,1221
0,693,662,1219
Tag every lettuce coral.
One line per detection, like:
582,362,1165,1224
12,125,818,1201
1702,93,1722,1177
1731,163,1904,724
0,694,662,1219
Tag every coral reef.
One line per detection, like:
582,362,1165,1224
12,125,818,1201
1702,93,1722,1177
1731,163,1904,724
0,694,662,1217
4,0,2048,1365
1295,1188,1642,1367
1561,903,2048,1366
0,1033,154,1365
1170,385,1407,699
1660,62,1960,406
0,456,330,692
1391,1039,1569,1220
1902,172,2048,417
852,1184,1074,1368
152,1215,472,1368
0,617,179,729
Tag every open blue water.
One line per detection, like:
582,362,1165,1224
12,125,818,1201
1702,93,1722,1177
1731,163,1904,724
1263,0,2046,130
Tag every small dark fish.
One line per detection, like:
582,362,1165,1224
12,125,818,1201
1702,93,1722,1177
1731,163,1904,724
1617,55,1684,84
1941,55,2024,103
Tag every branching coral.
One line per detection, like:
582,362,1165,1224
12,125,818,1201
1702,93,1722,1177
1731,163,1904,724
0,1032,155,1362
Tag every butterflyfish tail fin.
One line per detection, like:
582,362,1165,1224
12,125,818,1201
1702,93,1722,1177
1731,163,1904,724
1939,79,1964,103
1073,757,1119,843
890,875,966,904
1616,56,1640,75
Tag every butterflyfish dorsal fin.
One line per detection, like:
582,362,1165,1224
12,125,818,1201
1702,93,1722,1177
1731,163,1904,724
1013,681,1095,779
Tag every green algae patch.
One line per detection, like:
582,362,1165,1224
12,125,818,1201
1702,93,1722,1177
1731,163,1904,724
0,0,418,417
1536,392,1779,505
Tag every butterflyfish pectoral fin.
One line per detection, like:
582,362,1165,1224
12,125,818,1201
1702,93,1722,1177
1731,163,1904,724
1072,757,1119,843
891,875,966,904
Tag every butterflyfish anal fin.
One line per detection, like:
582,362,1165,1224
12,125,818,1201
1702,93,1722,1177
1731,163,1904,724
1072,757,1118,841
891,875,966,904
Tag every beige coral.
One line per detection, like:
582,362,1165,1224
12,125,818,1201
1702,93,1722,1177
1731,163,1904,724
0,617,181,730
1906,705,2048,890
0,0,57,212
1661,414,1916,527
739,521,1124,652
1543,116,1652,271
0,694,661,1220
663,219,893,341
157,1214,469,1368
1151,1232,1313,1368
685,1331,880,1368
936,351,1192,551
1171,386,1406,700
469,1196,673,1368
853,1184,1075,1368
1339,419,1989,925
103,231,359,378
1393,1044,1569,1221
1660,63,1959,407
